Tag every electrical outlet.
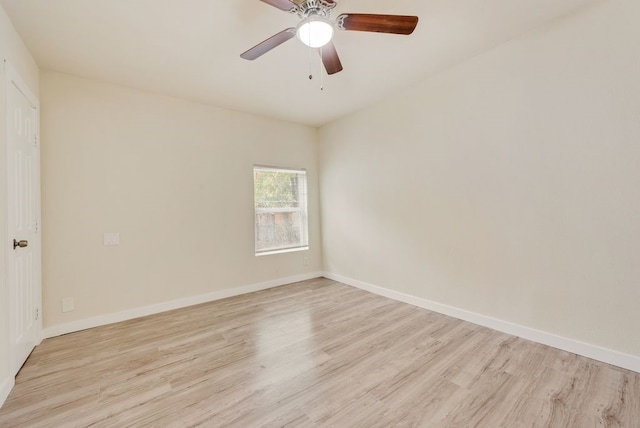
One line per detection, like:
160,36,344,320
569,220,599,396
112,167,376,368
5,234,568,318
62,297,75,313
303,255,310,266
103,232,120,246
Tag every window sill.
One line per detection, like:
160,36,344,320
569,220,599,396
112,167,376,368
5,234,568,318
255,246,309,257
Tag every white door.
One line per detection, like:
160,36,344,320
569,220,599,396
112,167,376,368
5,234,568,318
5,63,41,376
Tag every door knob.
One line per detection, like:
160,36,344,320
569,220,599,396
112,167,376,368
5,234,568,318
13,239,28,249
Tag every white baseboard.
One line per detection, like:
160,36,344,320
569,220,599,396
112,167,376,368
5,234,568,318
44,272,323,339
0,376,15,410
323,271,640,374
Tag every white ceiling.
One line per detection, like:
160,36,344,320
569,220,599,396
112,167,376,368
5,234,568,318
2,0,600,127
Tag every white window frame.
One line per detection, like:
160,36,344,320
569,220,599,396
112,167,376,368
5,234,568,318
253,166,309,256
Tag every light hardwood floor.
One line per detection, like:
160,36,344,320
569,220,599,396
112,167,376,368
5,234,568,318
0,277,638,427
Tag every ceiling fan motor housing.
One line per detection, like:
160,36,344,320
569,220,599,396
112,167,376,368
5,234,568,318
297,0,337,18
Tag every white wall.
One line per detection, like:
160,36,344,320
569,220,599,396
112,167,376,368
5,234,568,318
320,0,640,358
40,71,321,330
0,3,40,405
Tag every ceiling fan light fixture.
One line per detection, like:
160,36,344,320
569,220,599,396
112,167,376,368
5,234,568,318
296,17,334,48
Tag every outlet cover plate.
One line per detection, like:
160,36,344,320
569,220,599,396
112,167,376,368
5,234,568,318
62,297,75,313
103,232,120,246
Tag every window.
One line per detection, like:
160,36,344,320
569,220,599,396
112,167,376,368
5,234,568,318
254,166,308,255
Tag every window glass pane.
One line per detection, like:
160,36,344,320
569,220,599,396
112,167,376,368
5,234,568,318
254,167,308,254
254,171,299,209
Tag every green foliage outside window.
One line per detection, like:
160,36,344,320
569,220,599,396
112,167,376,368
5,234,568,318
254,170,299,208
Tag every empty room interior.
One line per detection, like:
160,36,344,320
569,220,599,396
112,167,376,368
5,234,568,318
1,0,639,426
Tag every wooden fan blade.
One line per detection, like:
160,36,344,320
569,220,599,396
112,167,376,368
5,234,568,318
259,0,296,12
320,42,343,75
336,14,419,35
240,28,296,60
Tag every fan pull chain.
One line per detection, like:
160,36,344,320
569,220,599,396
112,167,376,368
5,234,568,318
308,43,313,80
303,22,324,91
308,29,314,80
320,46,324,91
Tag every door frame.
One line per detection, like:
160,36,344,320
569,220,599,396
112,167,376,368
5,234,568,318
3,60,43,377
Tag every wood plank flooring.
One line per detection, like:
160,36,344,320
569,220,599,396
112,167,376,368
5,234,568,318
1,277,638,427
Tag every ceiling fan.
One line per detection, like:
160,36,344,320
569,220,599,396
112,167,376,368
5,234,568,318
240,0,419,75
